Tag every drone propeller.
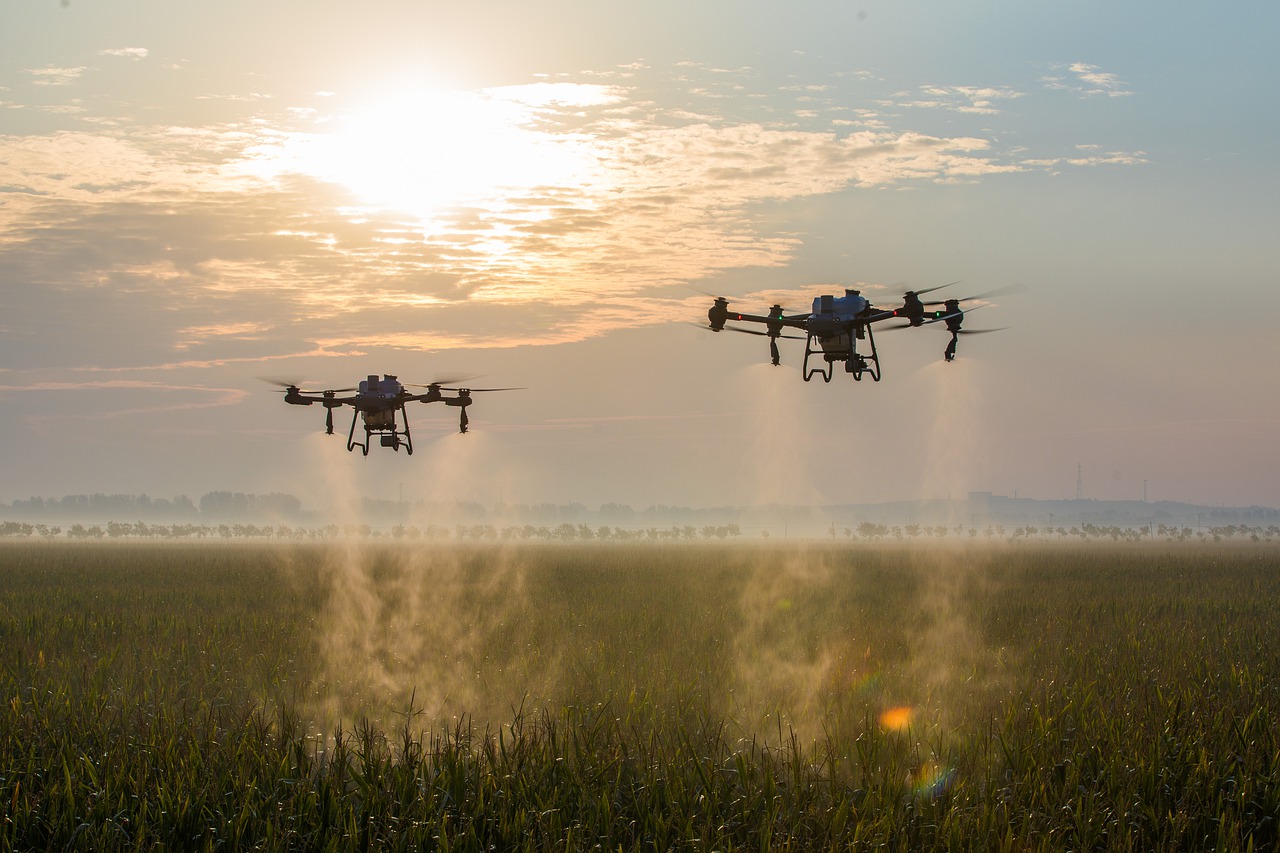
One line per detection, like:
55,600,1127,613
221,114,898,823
902,280,960,299
259,376,305,389
258,377,357,394
690,320,800,366
404,376,479,389
437,386,524,393
919,310,964,326
878,307,988,332
923,282,1028,305
722,325,804,340
723,324,800,366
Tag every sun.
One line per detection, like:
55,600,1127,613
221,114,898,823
276,85,607,223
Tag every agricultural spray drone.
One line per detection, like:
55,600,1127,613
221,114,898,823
701,282,1022,382
265,374,518,455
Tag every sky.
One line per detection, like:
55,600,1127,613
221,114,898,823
2,0,1278,513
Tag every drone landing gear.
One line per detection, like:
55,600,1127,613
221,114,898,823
804,353,834,383
346,406,414,455
802,329,881,383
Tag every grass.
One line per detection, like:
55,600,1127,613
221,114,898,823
1,541,1278,850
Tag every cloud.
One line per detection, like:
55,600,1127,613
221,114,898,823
0,65,1142,371
0,379,248,420
173,321,272,351
1043,62,1133,98
1023,143,1148,171
27,66,87,87
99,48,149,60
893,85,1024,115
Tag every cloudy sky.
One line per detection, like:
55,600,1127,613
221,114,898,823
2,0,1277,512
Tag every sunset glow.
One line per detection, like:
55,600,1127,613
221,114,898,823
265,85,612,226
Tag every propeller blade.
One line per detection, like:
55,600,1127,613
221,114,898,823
724,324,803,340
438,386,524,393
404,375,479,389
924,282,1027,304
258,376,305,389
903,280,960,298
260,379,360,394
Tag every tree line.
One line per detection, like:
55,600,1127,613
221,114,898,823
0,521,744,542
3,519,1277,543
0,492,302,521
842,521,1280,543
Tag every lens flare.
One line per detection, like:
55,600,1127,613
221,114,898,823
911,761,957,799
879,705,913,731
841,668,882,697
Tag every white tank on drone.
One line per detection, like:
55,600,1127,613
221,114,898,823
359,374,402,396
811,290,868,319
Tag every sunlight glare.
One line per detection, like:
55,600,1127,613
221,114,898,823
281,85,610,223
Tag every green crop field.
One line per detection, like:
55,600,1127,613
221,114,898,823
2,541,1278,850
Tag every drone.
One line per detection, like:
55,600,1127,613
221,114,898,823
703,283,1020,382
265,374,516,455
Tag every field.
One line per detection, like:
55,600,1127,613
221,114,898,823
2,541,1278,850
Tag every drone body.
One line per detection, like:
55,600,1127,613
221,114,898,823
705,283,1016,382
271,374,513,455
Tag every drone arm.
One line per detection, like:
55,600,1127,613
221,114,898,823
405,388,444,404
708,297,806,332
285,389,358,404
728,311,806,330
284,391,317,406
860,309,903,326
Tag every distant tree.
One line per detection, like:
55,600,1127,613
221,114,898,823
857,522,885,540
600,503,636,523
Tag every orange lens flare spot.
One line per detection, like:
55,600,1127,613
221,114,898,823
879,705,912,731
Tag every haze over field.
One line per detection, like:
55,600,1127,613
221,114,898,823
2,2,1277,509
